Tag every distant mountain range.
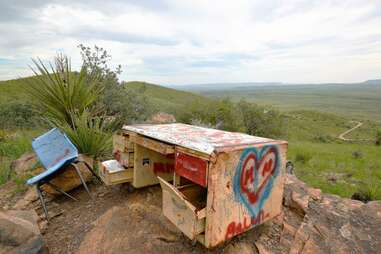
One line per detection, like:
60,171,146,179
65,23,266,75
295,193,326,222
170,79,381,91
363,79,381,85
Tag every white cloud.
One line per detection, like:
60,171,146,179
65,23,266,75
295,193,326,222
0,0,381,84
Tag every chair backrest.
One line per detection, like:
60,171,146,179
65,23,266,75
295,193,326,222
32,128,78,171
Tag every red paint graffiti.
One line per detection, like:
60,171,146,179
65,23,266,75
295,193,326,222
225,210,269,240
240,148,277,205
153,162,174,174
113,151,121,162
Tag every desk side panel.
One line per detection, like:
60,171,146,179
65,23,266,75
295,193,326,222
205,142,287,247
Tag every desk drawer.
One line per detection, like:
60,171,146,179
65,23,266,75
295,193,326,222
158,177,206,240
175,152,207,187
115,151,134,168
99,160,133,185
113,134,134,168
113,134,134,153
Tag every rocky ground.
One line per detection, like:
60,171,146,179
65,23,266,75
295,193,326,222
1,172,381,254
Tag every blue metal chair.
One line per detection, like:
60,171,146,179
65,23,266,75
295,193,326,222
26,128,101,220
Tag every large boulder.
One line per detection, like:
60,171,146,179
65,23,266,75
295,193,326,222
34,155,94,196
222,242,258,254
13,186,39,210
77,203,182,254
149,112,176,124
254,174,381,254
0,209,46,254
77,190,260,254
11,152,39,175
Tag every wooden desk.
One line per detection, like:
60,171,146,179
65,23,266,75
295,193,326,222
103,123,287,248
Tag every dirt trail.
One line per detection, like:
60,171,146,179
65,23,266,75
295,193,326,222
338,121,362,141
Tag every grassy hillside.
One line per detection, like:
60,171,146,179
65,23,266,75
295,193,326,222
289,141,381,198
0,77,33,104
280,110,380,198
186,83,381,122
282,110,378,142
0,78,213,114
124,81,213,114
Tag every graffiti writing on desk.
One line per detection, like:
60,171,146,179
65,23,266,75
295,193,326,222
225,209,269,240
233,145,280,217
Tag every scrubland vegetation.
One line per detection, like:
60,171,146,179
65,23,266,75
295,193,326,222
200,82,381,122
0,45,380,200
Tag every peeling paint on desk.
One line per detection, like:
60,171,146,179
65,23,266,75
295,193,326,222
123,123,272,155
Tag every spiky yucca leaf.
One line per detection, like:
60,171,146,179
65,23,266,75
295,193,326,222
26,57,102,126
59,111,112,159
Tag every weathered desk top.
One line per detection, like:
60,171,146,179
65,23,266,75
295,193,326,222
122,123,278,155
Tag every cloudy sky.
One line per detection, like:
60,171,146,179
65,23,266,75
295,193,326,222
1,0,381,85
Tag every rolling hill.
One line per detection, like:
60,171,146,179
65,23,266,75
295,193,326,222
175,82,381,122
123,81,213,114
0,78,214,114
0,77,33,104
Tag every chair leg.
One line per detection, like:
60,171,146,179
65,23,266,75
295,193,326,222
36,184,49,220
71,163,92,199
46,182,78,201
81,160,102,183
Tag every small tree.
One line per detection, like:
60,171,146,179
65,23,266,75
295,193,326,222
237,100,283,138
78,44,153,124
214,98,244,132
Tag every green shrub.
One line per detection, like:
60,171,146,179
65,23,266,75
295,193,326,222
314,134,333,143
175,98,283,138
352,181,381,202
237,100,283,138
214,98,244,132
295,152,312,164
352,150,363,159
0,129,8,141
0,134,32,159
376,129,381,146
0,103,40,129
102,85,154,125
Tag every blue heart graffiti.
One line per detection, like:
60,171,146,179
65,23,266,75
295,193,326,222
233,145,280,217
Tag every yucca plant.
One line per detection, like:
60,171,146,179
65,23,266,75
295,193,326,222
58,111,112,159
27,54,113,158
27,55,103,127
